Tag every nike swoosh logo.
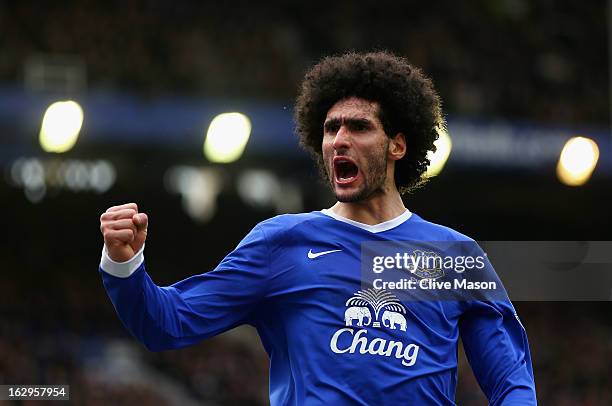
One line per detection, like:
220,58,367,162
308,249,342,259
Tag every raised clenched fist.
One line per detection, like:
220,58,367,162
100,203,148,262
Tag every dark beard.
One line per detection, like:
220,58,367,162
325,141,389,203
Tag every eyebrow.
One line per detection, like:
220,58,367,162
323,117,373,131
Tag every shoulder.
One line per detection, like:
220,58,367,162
254,211,329,242
230,213,326,259
407,213,475,242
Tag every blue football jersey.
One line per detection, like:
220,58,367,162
99,210,537,405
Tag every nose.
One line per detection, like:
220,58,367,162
332,125,350,151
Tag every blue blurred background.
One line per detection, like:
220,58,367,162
1,1,610,405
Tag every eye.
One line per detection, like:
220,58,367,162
324,122,340,134
353,122,367,131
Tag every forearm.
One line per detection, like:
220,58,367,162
100,263,190,351
461,300,537,405
99,247,198,351
489,366,537,405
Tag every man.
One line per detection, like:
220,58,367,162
99,52,537,405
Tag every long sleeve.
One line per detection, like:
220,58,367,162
459,299,537,405
99,224,270,352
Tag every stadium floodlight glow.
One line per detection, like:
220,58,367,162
39,100,84,153
424,127,452,178
556,136,599,186
203,112,252,163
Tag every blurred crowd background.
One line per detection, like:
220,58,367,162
1,1,611,405
0,1,607,124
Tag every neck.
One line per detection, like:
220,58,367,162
330,187,406,225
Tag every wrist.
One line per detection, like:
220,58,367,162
100,244,145,278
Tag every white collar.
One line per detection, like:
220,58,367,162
320,208,412,233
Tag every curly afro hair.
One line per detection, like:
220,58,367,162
295,51,445,194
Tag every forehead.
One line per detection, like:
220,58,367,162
325,97,380,121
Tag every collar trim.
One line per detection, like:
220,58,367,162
320,208,412,233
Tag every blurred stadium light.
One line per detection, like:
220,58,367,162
204,112,252,163
164,166,222,222
2,88,609,178
39,100,84,153
237,169,281,208
11,157,46,203
556,136,600,186
237,169,303,213
8,158,115,202
425,128,452,178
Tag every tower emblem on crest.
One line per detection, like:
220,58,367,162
344,288,407,331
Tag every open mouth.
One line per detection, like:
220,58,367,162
333,156,359,184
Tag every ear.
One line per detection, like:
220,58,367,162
388,132,406,161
